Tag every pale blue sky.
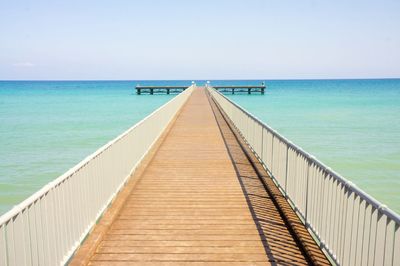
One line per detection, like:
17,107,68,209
0,0,399,80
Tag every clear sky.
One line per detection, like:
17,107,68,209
0,0,399,80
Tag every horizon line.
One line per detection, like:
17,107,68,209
1,77,400,82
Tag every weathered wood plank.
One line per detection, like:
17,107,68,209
96,246,267,254
99,240,268,247
91,253,272,262
89,262,271,266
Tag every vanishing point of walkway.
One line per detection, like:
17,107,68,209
71,87,329,265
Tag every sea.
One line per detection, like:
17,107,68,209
0,79,399,215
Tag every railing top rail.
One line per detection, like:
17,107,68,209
0,86,194,225
208,86,400,224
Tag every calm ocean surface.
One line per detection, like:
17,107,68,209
0,79,399,215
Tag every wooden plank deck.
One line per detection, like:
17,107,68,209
71,87,329,265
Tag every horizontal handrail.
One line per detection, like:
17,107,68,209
0,85,194,265
207,86,400,266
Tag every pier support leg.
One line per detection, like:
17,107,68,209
150,89,154,95
167,89,170,94
248,88,251,94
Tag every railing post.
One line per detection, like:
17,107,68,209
260,126,264,161
305,158,311,228
271,135,274,175
284,145,289,196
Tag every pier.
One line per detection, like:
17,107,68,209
0,85,399,266
136,84,266,94
71,87,328,265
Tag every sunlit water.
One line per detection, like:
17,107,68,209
0,79,399,215
0,80,182,214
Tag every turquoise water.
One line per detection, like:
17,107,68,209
0,80,399,215
0,81,185,214
222,79,400,213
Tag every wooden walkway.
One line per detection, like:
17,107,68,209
71,87,329,265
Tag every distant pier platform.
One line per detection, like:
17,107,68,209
212,85,265,94
136,84,266,94
136,86,188,95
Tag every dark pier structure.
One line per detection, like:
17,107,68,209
136,83,266,95
136,86,188,95
212,85,265,94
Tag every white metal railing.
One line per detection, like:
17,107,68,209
207,86,400,266
0,85,194,266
